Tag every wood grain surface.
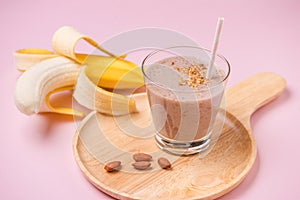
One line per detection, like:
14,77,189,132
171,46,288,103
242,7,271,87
73,72,286,200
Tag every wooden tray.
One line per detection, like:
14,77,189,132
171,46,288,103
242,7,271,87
73,72,285,200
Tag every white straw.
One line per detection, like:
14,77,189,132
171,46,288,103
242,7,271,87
206,17,224,79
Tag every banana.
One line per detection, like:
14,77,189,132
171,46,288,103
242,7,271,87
73,66,138,116
79,54,144,89
14,56,84,117
52,26,121,62
14,26,142,117
14,48,58,71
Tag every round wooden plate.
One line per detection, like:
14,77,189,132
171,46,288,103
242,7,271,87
73,73,285,200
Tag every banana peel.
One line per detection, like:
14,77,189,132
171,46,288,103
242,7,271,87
73,66,138,116
14,48,58,71
81,54,144,89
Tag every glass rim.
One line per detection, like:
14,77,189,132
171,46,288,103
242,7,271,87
141,46,231,92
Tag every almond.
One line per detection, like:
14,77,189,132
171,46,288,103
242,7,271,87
158,157,172,169
132,161,151,170
133,153,152,162
104,161,121,172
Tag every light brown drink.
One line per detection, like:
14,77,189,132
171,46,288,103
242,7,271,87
146,56,224,142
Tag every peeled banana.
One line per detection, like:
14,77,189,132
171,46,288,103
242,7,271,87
14,26,144,117
73,66,138,116
14,57,84,117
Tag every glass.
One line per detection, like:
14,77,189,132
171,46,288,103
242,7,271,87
141,46,230,155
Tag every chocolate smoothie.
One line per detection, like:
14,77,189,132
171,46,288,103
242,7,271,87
145,56,225,142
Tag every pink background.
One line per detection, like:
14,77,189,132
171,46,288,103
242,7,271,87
1,0,300,199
